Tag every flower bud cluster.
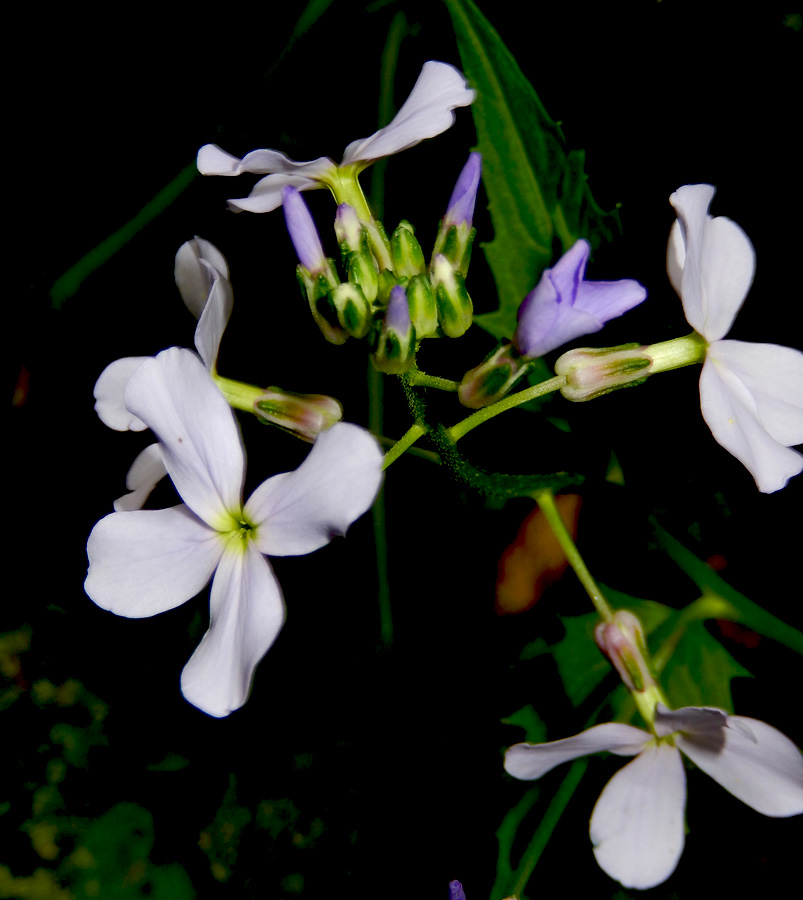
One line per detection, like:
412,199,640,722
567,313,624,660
285,153,482,374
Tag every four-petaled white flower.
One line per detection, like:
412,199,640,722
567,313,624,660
197,61,475,212
505,703,803,889
85,347,384,718
667,184,803,492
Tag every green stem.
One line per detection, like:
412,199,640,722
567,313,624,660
506,758,589,898
445,374,566,443
383,422,427,469
212,374,262,412
534,489,613,622
405,368,459,391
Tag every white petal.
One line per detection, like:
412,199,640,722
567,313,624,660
193,260,233,371
666,219,685,298
590,743,686,890
669,184,755,340
197,146,326,176
504,723,649,781
700,345,803,493
707,340,803,444
676,716,803,817
180,540,286,718
229,171,330,213
85,505,224,617
113,444,167,511
341,61,474,165
174,237,229,320
245,422,384,556
124,348,245,529
94,357,150,431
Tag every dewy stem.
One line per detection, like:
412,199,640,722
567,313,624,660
533,489,614,622
383,422,427,469
445,374,566,443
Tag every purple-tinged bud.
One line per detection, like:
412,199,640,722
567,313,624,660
595,611,650,693
431,254,473,338
555,344,652,401
370,284,416,374
448,881,467,900
283,186,327,273
458,342,531,408
432,153,481,275
255,387,343,443
445,152,481,228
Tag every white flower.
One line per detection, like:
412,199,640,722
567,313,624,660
505,704,803,889
667,184,803,492
197,61,475,213
85,348,384,718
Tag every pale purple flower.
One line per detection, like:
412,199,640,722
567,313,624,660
515,240,647,359
505,704,803,889
448,881,466,900
85,348,384,718
197,61,475,213
668,184,803,492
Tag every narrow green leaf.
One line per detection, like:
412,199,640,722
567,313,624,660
444,0,620,338
654,523,803,656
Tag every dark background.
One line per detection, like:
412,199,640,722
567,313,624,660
9,2,802,897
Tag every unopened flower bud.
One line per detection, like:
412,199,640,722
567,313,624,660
298,270,347,345
329,282,372,338
370,285,416,374
433,152,481,275
335,203,364,254
406,274,438,339
595,610,666,726
431,254,473,338
555,344,652,401
283,186,328,274
345,248,379,305
391,220,427,279
458,342,531,408
254,388,343,442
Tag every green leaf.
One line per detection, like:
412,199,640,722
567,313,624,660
661,621,751,713
501,704,547,743
444,0,620,339
654,523,803,656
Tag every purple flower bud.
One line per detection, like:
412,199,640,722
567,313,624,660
448,881,467,900
444,152,481,228
386,284,412,335
515,240,647,359
283,185,327,273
